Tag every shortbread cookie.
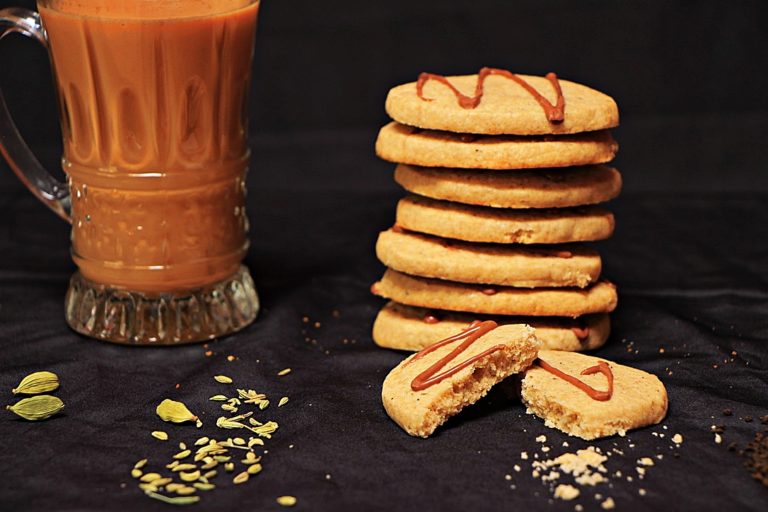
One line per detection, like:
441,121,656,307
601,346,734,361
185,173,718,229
382,321,540,437
372,270,618,318
372,302,610,352
394,164,622,209
397,195,615,244
376,122,618,169
385,70,619,135
521,350,668,440
376,229,601,288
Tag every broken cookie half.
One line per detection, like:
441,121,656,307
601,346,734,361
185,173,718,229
382,320,540,437
521,350,668,440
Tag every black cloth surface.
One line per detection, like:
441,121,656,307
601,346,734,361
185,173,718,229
1,170,767,510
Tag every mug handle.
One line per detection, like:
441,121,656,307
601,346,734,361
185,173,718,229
0,7,70,222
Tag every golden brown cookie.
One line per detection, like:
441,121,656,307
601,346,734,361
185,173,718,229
397,195,615,244
376,229,601,288
371,269,618,318
385,71,619,135
521,350,668,440
376,122,618,169
372,302,610,352
382,321,540,437
394,164,622,209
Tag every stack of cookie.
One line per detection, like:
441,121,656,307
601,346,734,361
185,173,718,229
371,68,621,352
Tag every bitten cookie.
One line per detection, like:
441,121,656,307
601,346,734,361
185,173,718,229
376,228,601,288
385,70,619,135
376,122,618,169
394,164,622,209
372,269,618,318
397,195,615,244
372,301,610,352
382,321,540,437
521,350,668,440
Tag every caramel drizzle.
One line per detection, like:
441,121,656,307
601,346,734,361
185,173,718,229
416,67,565,123
408,320,503,391
537,359,614,401
571,325,590,340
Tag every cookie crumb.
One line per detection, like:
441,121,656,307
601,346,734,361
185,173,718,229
601,497,615,510
554,484,580,501
521,451,529,460
672,433,683,445
505,474,512,481
535,435,547,443
714,433,723,444
639,488,647,496
513,465,521,473
637,457,654,467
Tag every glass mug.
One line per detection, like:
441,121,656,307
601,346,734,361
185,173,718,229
0,1,261,344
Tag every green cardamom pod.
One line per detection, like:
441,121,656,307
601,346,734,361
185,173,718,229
156,399,198,423
6,395,64,420
12,371,60,395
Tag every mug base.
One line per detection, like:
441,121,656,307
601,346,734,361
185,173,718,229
64,265,259,345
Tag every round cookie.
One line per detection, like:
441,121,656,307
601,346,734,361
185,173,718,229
376,122,618,169
394,164,622,209
521,350,668,440
397,195,615,244
382,322,540,437
372,301,610,352
376,228,601,288
385,71,619,135
371,269,618,318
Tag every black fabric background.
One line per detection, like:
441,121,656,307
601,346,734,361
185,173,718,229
1,1,767,511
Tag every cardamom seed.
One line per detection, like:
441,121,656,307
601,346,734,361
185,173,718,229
156,399,198,424
209,395,228,401
134,459,148,470
140,473,162,482
193,482,215,491
224,462,235,472
152,431,169,441
174,487,197,496
144,490,199,505
278,397,289,407
173,449,191,460
131,469,143,479
179,470,200,482
247,463,263,475
12,371,60,395
277,368,291,376
277,496,297,507
233,471,249,484
214,375,233,384
6,395,64,421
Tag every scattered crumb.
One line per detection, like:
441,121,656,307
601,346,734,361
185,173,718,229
313,321,321,328
227,355,236,362
535,435,547,443
521,452,529,460
715,433,723,444
639,488,647,496
554,484,580,501
205,350,213,357
601,497,615,509
542,446,550,453
637,457,655,467
672,433,683,444
505,474,512,481
513,465,521,473
325,474,331,480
